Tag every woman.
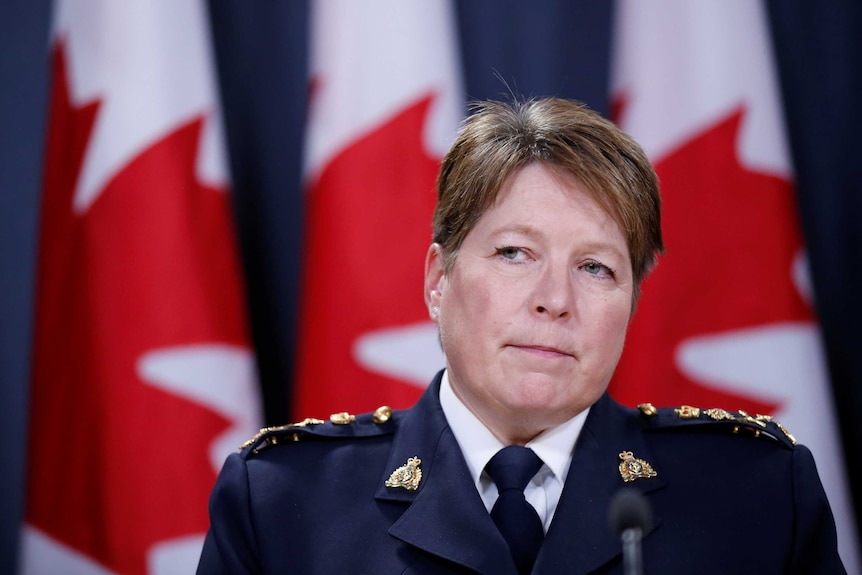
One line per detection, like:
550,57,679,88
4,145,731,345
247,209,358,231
198,97,844,574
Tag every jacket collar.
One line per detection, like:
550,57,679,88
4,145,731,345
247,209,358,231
375,371,517,575
536,393,666,574
375,375,665,575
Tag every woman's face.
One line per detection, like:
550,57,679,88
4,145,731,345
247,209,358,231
425,163,634,444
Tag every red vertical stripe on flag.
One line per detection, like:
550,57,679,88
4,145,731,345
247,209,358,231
23,3,260,574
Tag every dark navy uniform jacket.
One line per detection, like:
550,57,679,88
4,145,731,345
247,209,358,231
197,371,845,574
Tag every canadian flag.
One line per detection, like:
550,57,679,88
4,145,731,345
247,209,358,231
293,0,462,417
22,1,261,574
609,0,859,570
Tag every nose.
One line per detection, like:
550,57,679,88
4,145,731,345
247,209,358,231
530,260,575,319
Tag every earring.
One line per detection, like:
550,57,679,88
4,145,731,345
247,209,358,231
431,306,440,319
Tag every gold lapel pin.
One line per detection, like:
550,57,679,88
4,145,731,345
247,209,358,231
618,451,658,483
385,456,423,490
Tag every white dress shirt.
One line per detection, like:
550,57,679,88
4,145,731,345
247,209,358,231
438,370,589,532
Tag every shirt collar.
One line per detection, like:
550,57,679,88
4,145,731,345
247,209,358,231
439,369,590,491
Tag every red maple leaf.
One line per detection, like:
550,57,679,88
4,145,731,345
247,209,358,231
610,107,812,414
293,96,440,418
27,42,249,575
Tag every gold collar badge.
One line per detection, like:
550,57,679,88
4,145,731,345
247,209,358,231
385,456,423,491
618,451,658,483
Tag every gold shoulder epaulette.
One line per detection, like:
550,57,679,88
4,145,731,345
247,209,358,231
240,405,396,455
240,417,326,453
637,403,797,448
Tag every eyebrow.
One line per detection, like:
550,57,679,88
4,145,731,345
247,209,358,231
490,224,543,240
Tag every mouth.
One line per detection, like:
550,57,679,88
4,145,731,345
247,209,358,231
507,344,574,359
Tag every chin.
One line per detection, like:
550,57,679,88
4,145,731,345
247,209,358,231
517,377,603,413
516,371,574,396
506,379,572,411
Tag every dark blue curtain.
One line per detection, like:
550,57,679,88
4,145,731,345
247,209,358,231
2,1,860,570
0,0,52,572
767,3,862,531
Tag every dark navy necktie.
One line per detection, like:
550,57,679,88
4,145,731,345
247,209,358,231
486,446,545,575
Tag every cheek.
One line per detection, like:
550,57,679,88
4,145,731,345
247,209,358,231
599,304,632,356
446,271,490,317
441,274,507,342
583,296,631,349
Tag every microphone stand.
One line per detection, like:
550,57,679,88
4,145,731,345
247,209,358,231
620,526,643,575
608,488,651,575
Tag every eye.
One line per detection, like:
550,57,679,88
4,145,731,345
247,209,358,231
495,246,529,262
581,260,616,279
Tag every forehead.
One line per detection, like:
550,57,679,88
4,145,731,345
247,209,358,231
478,164,622,239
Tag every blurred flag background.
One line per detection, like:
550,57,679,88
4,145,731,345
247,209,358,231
1,0,859,572
294,0,461,417
17,1,260,574
608,1,858,568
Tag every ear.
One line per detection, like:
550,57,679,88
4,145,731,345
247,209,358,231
424,243,446,320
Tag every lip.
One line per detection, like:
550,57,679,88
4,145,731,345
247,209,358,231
508,344,574,359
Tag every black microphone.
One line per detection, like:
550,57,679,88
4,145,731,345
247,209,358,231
608,488,652,575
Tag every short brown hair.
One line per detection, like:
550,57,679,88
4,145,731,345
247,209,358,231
432,97,664,302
